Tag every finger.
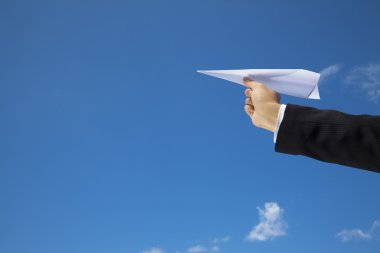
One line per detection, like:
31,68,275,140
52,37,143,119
243,77,262,90
245,97,253,106
244,104,254,117
244,88,252,98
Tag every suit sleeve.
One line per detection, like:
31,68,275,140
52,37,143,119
275,104,380,173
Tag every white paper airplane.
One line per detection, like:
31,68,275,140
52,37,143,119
197,69,320,99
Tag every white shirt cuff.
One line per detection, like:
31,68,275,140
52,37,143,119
274,104,287,143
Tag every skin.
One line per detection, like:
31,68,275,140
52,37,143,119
243,77,281,133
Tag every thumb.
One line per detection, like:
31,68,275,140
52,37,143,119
243,77,262,90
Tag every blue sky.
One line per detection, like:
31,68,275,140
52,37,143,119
1,0,380,253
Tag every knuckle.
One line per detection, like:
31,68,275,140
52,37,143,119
255,82,264,88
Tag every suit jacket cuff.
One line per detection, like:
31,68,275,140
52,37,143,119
275,104,308,155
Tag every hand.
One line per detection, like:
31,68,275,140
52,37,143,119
243,77,281,133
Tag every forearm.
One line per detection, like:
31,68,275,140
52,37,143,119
275,104,380,173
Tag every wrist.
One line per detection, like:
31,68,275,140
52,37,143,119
262,103,281,133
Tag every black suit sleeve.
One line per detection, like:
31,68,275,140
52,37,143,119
275,104,380,173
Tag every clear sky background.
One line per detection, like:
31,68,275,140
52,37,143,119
1,1,380,253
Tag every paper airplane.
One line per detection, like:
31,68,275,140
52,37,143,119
197,69,320,99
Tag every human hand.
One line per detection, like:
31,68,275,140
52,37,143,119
243,77,281,133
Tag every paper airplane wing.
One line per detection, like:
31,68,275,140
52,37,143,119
197,69,320,99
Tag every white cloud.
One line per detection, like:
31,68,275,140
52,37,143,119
210,246,220,252
212,236,231,244
336,220,380,242
141,247,165,253
320,64,342,81
246,202,287,241
185,235,229,253
344,63,380,102
336,229,372,241
187,244,221,253
187,245,208,253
